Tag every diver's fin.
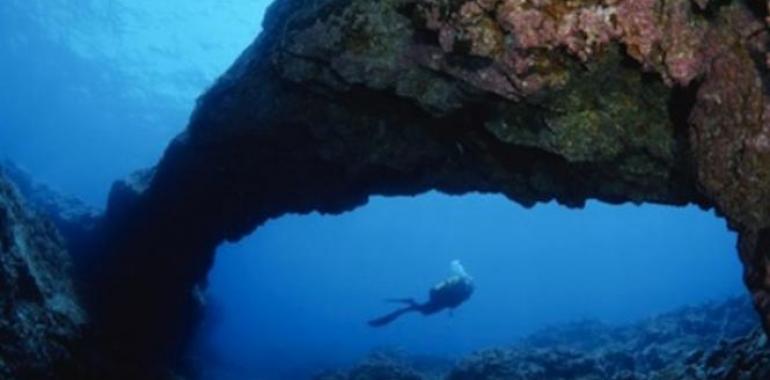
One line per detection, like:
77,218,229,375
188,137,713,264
367,306,417,327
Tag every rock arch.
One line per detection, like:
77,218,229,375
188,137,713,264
89,0,770,372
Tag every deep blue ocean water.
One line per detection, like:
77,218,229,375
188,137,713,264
192,195,742,379
0,1,746,379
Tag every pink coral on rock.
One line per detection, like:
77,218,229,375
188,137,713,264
615,0,662,69
660,0,706,86
413,0,755,96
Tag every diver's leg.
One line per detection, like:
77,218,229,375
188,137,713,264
385,298,419,307
367,305,418,327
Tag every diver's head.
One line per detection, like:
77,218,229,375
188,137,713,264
451,259,471,279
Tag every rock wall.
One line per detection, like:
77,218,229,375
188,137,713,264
93,0,770,371
0,168,85,379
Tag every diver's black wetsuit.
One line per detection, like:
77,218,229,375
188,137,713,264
368,275,474,327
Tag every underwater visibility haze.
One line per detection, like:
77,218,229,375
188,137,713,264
0,0,769,379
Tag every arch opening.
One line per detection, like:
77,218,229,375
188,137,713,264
184,192,748,379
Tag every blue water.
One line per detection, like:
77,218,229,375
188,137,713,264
194,194,741,378
0,1,746,379
0,0,268,206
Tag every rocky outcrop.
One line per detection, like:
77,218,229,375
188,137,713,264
315,352,426,380
313,348,453,380
675,328,770,379
448,332,770,380
448,297,764,380
316,297,769,380
522,297,759,360
91,0,770,371
0,160,100,263
0,168,85,379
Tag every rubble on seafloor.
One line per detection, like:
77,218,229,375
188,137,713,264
315,297,770,380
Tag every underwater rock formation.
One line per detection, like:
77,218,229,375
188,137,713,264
448,348,608,380
0,168,85,379
448,332,770,380
458,296,764,380
521,296,759,367
313,348,454,380
470,297,767,380
0,160,100,261
318,297,769,380
92,0,770,371
315,351,426,380
671,329,770,380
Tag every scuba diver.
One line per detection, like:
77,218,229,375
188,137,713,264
368,260,474,327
